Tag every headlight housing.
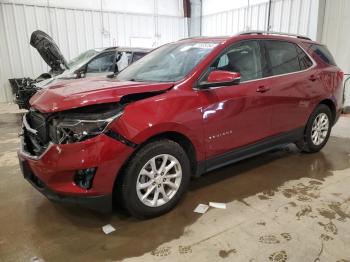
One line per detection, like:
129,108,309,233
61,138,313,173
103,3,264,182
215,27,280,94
50,103,123,144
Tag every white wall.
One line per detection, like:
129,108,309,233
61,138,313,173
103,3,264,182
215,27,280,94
201,0,319,40
0,0,187,102
321,0,350,109
4,0,184,16
202,0,269,16
322,0,350,73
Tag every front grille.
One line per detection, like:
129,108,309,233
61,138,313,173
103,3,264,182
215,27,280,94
22,111,50,156
28,111,49,144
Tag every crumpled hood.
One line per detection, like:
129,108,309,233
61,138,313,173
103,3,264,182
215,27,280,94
30,77,174,113
30,30,69,73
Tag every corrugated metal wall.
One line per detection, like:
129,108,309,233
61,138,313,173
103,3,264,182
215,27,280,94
202,0,318,39
202,2,269,35
0,2,188,103
321,0,350,108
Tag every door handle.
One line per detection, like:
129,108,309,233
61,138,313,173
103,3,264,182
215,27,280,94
256,86,270,93
309,75,318,82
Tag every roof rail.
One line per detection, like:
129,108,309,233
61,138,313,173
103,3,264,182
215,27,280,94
239,31,312,41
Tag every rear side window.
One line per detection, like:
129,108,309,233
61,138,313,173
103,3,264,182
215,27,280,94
309,44,336,65
132,52,147,63
263,40,312,76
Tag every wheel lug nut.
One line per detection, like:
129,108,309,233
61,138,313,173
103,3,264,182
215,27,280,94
163,178,166,182
158,184,161,188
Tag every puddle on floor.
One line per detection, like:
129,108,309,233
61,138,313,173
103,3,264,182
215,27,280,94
1,111,350,261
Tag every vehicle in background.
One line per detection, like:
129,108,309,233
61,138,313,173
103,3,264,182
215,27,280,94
18,31,343,218
9,30,150,109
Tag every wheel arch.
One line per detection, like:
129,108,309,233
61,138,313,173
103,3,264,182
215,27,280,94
319,98,336,124
143,131,198,176
112,131,199,205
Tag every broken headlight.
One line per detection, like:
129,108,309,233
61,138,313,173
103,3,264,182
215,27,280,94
51,104,123,144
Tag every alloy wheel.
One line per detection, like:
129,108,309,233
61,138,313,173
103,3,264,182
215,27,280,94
136,154,182,207
311,113,329,146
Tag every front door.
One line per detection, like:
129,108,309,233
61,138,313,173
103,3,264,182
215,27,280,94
198,40,274,159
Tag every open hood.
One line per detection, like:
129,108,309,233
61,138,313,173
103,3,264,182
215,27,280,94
30,77,174,113
30,30,69,74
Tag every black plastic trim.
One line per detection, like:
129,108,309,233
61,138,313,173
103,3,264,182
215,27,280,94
196,127,304,176
105,130,138,148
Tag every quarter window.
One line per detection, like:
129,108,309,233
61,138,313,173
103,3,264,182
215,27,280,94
203,40,263,82
297,45,313,70
309,44,336,65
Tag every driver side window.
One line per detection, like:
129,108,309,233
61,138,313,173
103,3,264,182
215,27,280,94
86,52,116,73
205,41,264,82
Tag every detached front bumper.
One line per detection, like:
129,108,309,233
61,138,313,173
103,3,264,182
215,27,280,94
18,133,135,213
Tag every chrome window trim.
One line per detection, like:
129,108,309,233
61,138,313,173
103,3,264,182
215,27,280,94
194,39,317,91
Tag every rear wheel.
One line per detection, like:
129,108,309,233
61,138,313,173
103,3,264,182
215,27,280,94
297,104,332,153
120,139,191,218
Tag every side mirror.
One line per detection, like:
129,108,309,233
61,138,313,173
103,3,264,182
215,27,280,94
74,67,86,79
199,70,240,89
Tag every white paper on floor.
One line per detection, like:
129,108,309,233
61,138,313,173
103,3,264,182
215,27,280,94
209,202,226,209
102,224,116,234
194,204,209,214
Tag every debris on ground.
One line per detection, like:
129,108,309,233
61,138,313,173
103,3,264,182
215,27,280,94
194,204,210,214
102,224,116,234
209,202,226,209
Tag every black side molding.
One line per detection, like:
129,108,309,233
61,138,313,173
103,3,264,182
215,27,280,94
196,127,304,176
105,130,138,148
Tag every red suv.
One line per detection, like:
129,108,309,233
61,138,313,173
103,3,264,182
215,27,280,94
19,31,343,218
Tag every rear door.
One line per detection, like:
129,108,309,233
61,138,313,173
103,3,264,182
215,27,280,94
261,40,319,134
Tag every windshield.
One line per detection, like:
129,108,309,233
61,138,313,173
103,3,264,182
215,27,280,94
116,42,218,82
68,49,100,69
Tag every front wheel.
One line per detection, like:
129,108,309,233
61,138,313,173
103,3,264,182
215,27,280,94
297,104,332,153
120,139,191,218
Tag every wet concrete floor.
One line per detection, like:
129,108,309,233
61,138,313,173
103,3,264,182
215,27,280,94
0,104,350,262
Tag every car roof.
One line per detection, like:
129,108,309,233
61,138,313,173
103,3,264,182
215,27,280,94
178,31,319,45
99,46,151,53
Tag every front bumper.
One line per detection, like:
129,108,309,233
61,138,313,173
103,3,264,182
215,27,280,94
18,133,135,212
19,158,112,212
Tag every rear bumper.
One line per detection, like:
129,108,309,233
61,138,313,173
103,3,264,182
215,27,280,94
18,133,135,212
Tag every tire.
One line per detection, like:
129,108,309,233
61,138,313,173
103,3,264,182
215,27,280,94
120,139,191,219
297,104,332,153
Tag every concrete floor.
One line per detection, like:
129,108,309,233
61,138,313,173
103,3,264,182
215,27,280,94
0,103,350,262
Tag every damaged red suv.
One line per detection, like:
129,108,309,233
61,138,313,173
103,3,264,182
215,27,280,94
19,31,343,218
